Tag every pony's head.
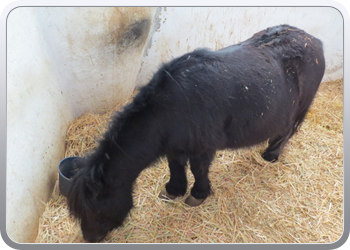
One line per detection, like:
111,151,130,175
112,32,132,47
67,157,133,242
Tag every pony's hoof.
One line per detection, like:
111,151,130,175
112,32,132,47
261,151,279,162
158,189,177,200
184,195,205,207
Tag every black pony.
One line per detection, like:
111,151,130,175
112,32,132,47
67,25,325,242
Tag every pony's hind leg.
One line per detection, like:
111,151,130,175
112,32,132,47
261,134,290,162
185,150,215,207
159,152,188,200
262,108,309,162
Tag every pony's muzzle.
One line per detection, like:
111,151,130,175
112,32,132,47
82,231,107,243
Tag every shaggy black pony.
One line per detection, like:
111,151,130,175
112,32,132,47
67,24,325,242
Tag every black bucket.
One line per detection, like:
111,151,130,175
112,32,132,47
57,156,81,197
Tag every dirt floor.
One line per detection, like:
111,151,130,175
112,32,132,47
35,79,343,243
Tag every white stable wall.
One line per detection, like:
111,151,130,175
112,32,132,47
7,6,343,243
7,7,72,244
136,7,343,86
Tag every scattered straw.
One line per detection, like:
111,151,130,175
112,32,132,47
35,79,343,243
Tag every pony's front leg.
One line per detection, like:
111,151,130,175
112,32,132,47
185,150,215,206
159,152,188,200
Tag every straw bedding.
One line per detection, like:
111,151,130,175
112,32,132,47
35,79,343,243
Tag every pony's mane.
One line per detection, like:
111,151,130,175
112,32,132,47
103,48,212,145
